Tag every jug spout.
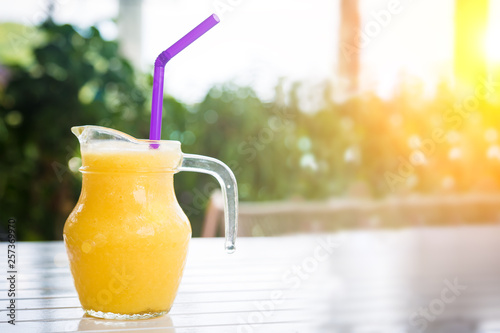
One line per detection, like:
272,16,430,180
71,125,140,145
71,126,86,138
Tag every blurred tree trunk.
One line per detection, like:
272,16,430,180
118,0,143,69
337,0,360,97
454,0,489,91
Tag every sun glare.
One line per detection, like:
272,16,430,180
485,4,500,64
485,28,500,64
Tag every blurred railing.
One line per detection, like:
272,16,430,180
202,191,500,237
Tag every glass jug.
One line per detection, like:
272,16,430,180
63,126,238,320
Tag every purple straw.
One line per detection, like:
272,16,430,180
150,14,220,141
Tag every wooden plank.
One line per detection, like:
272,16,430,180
0,296,307,314
0,311,311,332
0,281,300,294
0,305,308,323
4,321,312,333
0,290,309,302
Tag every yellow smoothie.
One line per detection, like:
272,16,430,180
64,141,191,317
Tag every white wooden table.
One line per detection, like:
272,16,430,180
4,226,500,333
0,237,324,333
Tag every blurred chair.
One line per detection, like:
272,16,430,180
202,190,500,237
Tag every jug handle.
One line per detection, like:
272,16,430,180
179,154,238,253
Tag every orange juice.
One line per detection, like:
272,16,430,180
64,141,191,318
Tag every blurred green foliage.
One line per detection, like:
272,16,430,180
0,20,151,240
1,21,500,240
0,22,44,67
